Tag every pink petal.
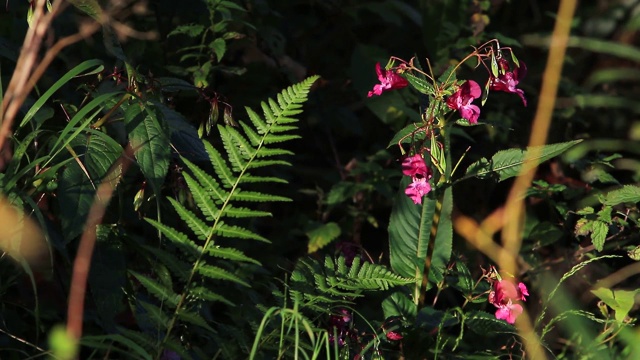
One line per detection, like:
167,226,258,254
405,178,431,205
459,104,481,124
401,154,428,177
495,303,523,324
518,282,529,301
463,80,481,99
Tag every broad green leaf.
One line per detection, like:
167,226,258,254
306,222,341,253
57,132,122,241
387,123,428,148
382,291,417,321
591,287,640,323
464,140,582,181
124,102,171,194
388,178,453,292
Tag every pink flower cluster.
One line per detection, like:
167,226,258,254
446,80,482,124
488,279,529,324
401,154,432,205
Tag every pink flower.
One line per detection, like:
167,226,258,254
495,301,523,324
401,154,432,205
488,279,529,324
367,62,409,97
386,331,403,341
405,177,431,205
446,80,482,124
401,154,428,177
490,59,527,106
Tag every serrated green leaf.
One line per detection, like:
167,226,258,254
591,220,608,251
601,185,640,205
221,204,271,218
387,123,428,148
402,72,434,95
465,140,582,182
210,38,226,61
465,310,515,335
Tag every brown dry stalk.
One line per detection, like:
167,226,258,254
66,145,134,340
453,0,578,359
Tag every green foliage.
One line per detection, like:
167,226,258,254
129,75,319,357
464,140,583,182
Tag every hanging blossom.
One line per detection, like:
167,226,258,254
367,62,409,97
446,80,482,124
490,58,527,106
402,154,432,205
488,279,529,324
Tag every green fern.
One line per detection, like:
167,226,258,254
126,76,319,359
289,255,415,311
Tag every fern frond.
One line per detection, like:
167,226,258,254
140,245,190,282
182,157,228,202
182,172,220,222
189,286,234,306
219,125,248,171
263,134,301,144
247,159,292,169
207,246,261,265
176,309,215,332
204,141,235,188
138,300,171,328
231,190,291,202
255,147,295,158
239,121,261,147
238,175,289,184
222,204,272,218
130,271,180,308
224,126,257,159
246,108,268,135
215,222,270,242
168,197,210,241
144,219,201,258
196,264,251,287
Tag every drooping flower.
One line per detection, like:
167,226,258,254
446,80,482,124
495,301,524,324
488,279,529,324
367,62,409,97
401,154,432,205
490,59,527,106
